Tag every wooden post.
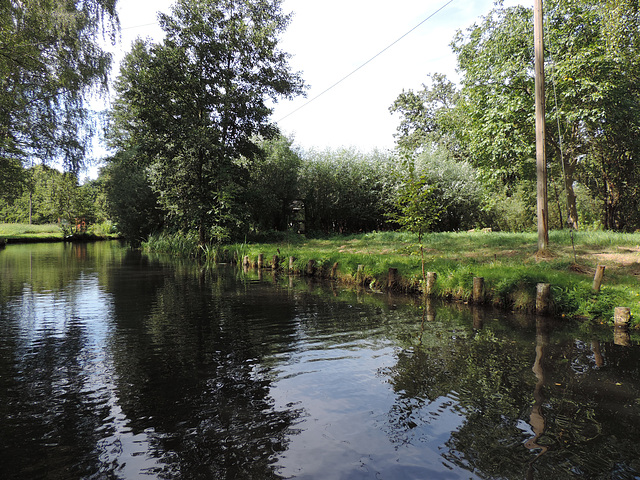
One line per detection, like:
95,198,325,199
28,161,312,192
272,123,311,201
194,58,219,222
331,262,339,279
388,268,398,289
614,307,631,328
536,283,551,314
473,277,485,304
426,298,436,322
473,307,483,330
614,326,631,347
306,259,316,276
426,272,437,296
272,255,279,270
257,253,264,269
243,255,250,268
592,265,606,292
289,256,295,271
534,0,549,252
357,264,365,285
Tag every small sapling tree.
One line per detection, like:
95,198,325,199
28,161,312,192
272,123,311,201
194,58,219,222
390,164,443,291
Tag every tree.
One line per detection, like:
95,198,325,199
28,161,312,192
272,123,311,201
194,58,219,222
0,164,94,226
297,148,396,234
108,0,305,244
101,150,165,246
246,135,302,232
389,73,460,155
388,157,443,288
0,0,119,172
395,0,640,231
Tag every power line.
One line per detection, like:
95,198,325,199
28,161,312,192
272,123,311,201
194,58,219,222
121,22,158,31
276,0,456,123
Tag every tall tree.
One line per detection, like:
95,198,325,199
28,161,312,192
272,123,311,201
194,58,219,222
108,0,305,244
394,0,640,231
0,0,119,172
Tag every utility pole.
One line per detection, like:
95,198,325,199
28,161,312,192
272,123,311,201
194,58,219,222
534,0,549,252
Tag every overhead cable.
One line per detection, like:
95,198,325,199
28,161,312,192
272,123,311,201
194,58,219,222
276,0,456,123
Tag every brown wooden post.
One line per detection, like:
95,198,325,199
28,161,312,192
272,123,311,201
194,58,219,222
426,272,437,296
306,259,316,276
473,307,483,330
272,255,279,270
289,256,295,271
357,265,365,285
473,277,485,304
257,253,264,269
243,255,250,268
426,297,436,322
592,265,606,292
388,268,398,289
614,326,631,347
331,262,339,279
536,283,551,314
614,307,631,328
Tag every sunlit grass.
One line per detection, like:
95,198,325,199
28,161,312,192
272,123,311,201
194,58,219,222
142,229,640,325
0,223,62,238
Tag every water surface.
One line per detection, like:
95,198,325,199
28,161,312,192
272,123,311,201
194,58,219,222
1,242,639,479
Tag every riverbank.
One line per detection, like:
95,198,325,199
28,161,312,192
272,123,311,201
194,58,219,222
144,230,640,326
0,223,119,244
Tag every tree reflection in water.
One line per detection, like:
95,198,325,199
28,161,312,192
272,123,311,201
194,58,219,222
383,308,640,479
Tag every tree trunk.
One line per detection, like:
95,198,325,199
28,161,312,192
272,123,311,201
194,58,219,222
199,216,207,245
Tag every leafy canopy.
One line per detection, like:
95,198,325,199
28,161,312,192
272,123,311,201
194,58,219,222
0,0,119,171
108,0,305,243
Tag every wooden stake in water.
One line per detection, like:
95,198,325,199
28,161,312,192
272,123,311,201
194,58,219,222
473,277,485,304
536,283,551,314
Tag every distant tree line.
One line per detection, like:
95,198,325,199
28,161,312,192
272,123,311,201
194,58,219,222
0,164,109,232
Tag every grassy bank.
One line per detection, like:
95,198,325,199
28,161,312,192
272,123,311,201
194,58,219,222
0,222,119,242
144,230,640,326
0,223,63,241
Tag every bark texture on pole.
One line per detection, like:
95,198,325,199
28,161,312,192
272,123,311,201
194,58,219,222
592,265,606,292
536,283,551,315
473,277,485,304
426,272,437,296
614,307,631,328
534,0,549,252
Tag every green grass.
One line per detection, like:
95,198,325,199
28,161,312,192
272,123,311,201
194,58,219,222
0,223,63,239
143,230,640,325
0,222,120,240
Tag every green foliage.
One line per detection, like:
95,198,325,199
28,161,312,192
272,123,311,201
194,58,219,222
143,231,199,257
298,147,397,234
388,157,443,240
0,157,26,201
484,181,537,232
0,0,119,171
0,164,95,228
389,73,459,154
246,135,302,232
101,150,164,246
412,148,485,231
108,0,305,244
392,0,640,232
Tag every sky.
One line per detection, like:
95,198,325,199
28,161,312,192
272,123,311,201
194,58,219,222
99,0,528,161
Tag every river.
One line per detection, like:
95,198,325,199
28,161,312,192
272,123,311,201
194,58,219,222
0,242,639,479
